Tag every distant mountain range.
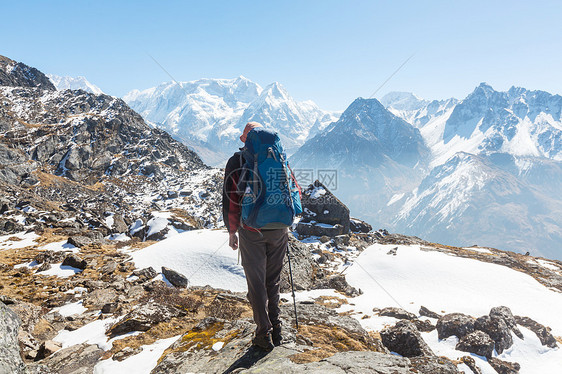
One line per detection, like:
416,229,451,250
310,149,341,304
49,68,562,258
47,74,104,95
293,84,562,259
123,77,339,165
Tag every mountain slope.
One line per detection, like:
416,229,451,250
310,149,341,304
291,98,430,225
393,152,562,259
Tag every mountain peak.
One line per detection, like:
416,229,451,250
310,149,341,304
0,55,56,90
381,91,429,111
262,81,289,99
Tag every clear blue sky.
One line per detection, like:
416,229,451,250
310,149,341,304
2,0,561,110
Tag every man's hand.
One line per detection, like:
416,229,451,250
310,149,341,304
229,232,238,250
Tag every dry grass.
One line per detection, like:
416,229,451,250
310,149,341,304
290,324,382,364
315,295,349,309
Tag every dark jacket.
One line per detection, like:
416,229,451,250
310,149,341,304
222,152,244,234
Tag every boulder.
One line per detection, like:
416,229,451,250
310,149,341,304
108,302,186,336
133,266,157,280
514,315,557,348
378,307,417,320
436,313,475,339
0,302,27,373
35,340,62,360
487,357,521,374
350,218,372,233
408,356,462,374
161,267,189,288
474,315,513,354
380,320,434,357
32,343,103,374
313,274,360,297
296,180,351,237
419,305,441,319
100,260,117,274
62,254,88,270
413,319,436,333
461,356,482,374
490,306,523,339
280,236,316,292
83,288,118,309
455,330,495,358
67,236,92,248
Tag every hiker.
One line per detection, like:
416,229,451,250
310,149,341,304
222,122,302,351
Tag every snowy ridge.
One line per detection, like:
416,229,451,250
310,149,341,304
47,74,104,95
124,77,338,164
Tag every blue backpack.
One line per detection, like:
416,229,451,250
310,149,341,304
238,128,302,229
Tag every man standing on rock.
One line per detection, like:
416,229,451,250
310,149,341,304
222,122,302,351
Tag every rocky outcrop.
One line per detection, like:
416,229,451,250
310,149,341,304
490,306,523,339
474,315,512,354
419,306,441,319
161,267,189,288
514,315,558,348
380,320,434,357
108,302,186,336
29,343,103,374
0,55,55,90
280,236,317,292
436,313,475,339
0,301,27,374
296,180,351,237
377,307,417,320
455,330,495,358
488,357,521,374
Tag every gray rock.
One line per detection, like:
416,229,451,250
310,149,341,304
419,305,441,319
280,236,316,292
0,302,26,374
35,340,62,360
380,320,434,357
101,302,118,314
413,319,436,332
0,55,56,90
514,315,558,348
108,301,186,336
350,218,372,233
455,330,495,358
161,266,188,288
133,267,157,280
34,343,103,374
408,356,462,373
461,356,482,374
474,315,513,354
67,236,92,248
297,180,351,236
313,274,360,297
62,254,88,270
436,313,475,339
490,306,523,339
83,288,118,309
488,357,521,374
100,261,117,274
378,307,417,320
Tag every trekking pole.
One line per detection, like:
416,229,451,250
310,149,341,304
286,244,299,330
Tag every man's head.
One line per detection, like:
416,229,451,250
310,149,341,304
240,122,262,143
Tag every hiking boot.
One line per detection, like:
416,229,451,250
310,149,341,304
272,323,283,346
252,333,274,351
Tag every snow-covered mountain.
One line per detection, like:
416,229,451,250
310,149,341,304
393,152,562,258
47,74,103,94
381,91,458,131
291,98,430,226
381,84,562,259
124,77,337,165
